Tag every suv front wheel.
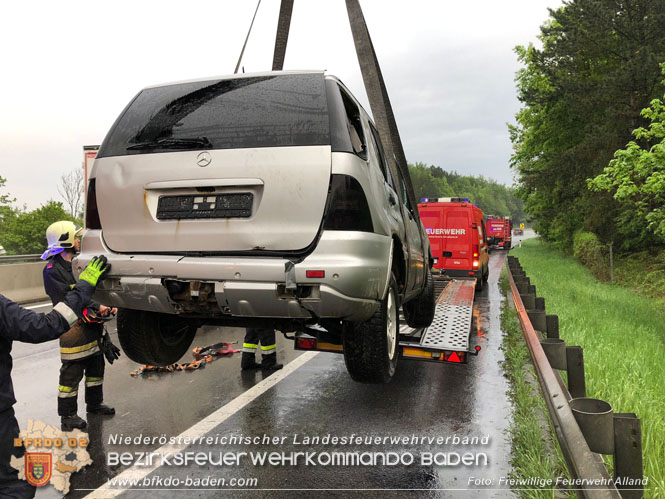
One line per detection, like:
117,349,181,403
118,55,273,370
342,273,399,383
117,309,198,366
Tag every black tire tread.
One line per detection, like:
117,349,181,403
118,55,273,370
403,269,435,328
116,309,196,366
343,274,399,384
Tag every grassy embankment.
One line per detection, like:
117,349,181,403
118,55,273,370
614,250,665,301
510,238,665,497
498,267,572,498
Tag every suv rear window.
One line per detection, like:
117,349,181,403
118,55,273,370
97,74,330,158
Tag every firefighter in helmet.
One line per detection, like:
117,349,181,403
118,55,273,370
42,221,120,431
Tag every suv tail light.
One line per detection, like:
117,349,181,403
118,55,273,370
472,243,480,268
85,178,102,230
323,175,373,232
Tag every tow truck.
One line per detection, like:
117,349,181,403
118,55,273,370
293,274,481,366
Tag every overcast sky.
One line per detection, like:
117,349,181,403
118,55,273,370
0,0,562,210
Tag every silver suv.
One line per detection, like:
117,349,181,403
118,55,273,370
76,71,435,382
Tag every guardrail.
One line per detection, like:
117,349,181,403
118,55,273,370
0,255,48,303
0,254,42,264
506,255,643,499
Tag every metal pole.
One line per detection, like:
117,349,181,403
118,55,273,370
566,346,586,399
613,413,643,499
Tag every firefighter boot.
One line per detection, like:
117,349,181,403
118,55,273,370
261,352,283,371
61,415,87,431
87,404,115,415
241,352,260,370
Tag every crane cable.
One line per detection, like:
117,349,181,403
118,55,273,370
234,0,262,74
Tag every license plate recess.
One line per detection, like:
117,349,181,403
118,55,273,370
157,193,253,220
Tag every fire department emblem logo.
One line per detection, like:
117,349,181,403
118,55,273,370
25,453,52,487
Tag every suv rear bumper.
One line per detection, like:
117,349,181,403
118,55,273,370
75,230,392,322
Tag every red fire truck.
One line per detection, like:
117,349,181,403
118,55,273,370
417,197,489,290
485,216,512,250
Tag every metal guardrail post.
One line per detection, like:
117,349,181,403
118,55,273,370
613,414,644,499
546,315,559,339
527,309,547,332
521,293,536,310
566,346,586,399
570,398,615,455
540,338,567,370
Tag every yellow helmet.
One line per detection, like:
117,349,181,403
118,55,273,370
41,221,83,260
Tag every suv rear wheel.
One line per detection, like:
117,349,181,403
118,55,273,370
117,309,198,366
403,269,435,328
343,273,399,383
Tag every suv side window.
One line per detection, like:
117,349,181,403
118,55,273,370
368,123,395,189
396,170,413,211
339,87,367,160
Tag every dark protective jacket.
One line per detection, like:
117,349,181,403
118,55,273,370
0,280,94,413
43,255,103,360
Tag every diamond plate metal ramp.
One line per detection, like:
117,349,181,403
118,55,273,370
419,279,475,351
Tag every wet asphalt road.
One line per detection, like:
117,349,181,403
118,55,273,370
12,250,518,498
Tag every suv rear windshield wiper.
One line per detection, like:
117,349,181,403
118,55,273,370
126,137,212,150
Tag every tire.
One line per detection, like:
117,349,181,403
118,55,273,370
117,309,197,366
475,272,484,291
403,269,435,328
342,273,399,383
482,265,489,282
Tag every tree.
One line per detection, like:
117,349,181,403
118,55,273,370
589,66,665,247
510,0,665,250
0,176,14,207
0,177,18,251
407,163,524,222
1,201,77,255
58,168,84,218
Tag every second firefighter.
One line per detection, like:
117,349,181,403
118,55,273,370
42,221,120,431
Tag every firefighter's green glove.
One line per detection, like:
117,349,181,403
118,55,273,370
79,256,111,287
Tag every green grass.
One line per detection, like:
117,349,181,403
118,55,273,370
511,238,665,498
614,249,665,301
499,266,573,498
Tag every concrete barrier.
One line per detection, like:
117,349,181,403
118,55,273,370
0,262,48,303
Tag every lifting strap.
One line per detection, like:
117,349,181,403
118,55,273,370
272,0,294,70
268,1,420,219
130,342,240,377
345,0,420,220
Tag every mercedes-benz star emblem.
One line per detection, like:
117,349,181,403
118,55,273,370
196,151,212,167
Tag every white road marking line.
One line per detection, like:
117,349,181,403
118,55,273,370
84,351,319,497
24,301,51,310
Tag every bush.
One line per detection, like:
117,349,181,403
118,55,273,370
573,231,610,281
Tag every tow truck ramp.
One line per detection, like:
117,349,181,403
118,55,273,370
294,277,480,365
